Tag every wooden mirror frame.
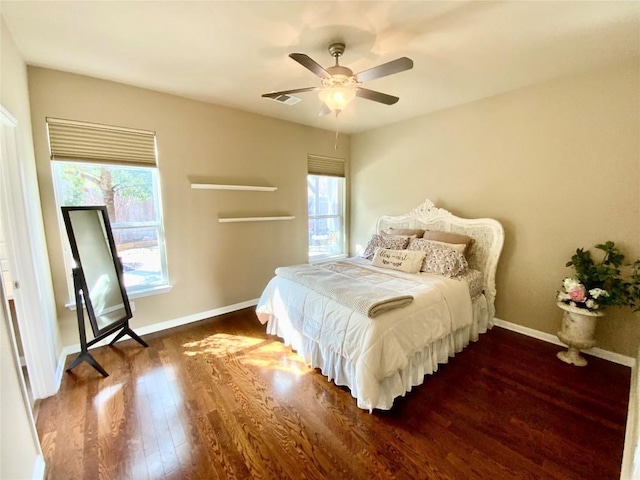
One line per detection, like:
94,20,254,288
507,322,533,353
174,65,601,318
62,206,147,377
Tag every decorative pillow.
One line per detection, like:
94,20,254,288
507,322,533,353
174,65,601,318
407,238,468,277
381,227,425,238
422,230,474,254
361,234,411,260
372,248,426,274
457,268,484,299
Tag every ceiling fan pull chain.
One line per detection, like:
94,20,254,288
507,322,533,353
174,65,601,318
334,128,339,150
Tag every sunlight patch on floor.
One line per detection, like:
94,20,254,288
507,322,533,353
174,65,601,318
241,341,312,376
181,331,313,377
182,333,264,356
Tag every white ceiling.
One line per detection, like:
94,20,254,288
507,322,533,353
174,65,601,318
2,1,639,134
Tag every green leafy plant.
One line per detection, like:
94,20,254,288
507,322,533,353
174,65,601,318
557,241,640,312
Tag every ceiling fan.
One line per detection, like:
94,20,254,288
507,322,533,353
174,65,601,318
262,43,413,115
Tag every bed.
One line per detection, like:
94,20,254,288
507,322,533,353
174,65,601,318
256,199,504,411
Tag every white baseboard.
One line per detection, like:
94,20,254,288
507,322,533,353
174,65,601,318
62,298,259,357
493,318,635,367
53,349,67,392
57,307,633,372
32,454,45,480
621,347,640,480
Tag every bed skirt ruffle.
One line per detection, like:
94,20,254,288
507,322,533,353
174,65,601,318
262,295,491,411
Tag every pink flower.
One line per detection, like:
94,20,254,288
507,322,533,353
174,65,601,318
569,287,587,303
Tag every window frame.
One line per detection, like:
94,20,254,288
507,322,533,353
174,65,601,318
51,160,170,301
307,173,347,263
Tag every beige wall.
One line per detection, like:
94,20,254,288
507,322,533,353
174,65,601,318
351,58,640,356
27,67,349,347
0,16,44,478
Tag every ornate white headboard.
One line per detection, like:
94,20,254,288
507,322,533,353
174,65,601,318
377,199,505,320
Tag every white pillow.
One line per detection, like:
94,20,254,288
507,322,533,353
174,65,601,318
372,248,426,274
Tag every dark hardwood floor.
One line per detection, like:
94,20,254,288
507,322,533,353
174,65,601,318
37,308,631,479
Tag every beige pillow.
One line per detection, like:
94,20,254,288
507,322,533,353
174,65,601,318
422,230,474,254
381,227,425,238
372,248,425,273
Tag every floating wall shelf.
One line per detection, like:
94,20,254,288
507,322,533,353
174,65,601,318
218,216,295,223
190,183,277,192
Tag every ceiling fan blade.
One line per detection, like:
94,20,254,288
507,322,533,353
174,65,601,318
289,53,332,79
262,87,319,99
354,57,413,83
356,88,399,105
318,103,332,117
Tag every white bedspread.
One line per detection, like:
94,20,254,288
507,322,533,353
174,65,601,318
275,261,414,317
256,257,473,410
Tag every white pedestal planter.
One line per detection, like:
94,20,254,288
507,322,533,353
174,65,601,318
556,302,604,366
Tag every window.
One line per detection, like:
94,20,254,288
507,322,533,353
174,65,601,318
52,161,168,292
47,118,168,296
307,154,346,261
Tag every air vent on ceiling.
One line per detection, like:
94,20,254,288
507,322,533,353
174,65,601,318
267,94,302,106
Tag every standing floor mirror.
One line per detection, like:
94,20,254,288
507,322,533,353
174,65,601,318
62,206,147,377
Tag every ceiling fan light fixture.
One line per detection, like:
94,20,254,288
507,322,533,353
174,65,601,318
263,42,413,115
318,86,356,112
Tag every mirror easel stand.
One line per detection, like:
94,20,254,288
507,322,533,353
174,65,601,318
65,267,148,377
108,322,148,348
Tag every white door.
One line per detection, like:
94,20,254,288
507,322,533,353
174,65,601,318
0,106,59,399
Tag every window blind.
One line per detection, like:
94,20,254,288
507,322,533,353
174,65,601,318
307,154,345,178
46,117,157,167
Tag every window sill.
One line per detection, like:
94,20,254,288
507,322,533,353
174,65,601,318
128,284,173,300
65,284,173,310
309,253,348,265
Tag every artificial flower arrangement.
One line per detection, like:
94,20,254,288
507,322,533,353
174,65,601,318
557,241,640,312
